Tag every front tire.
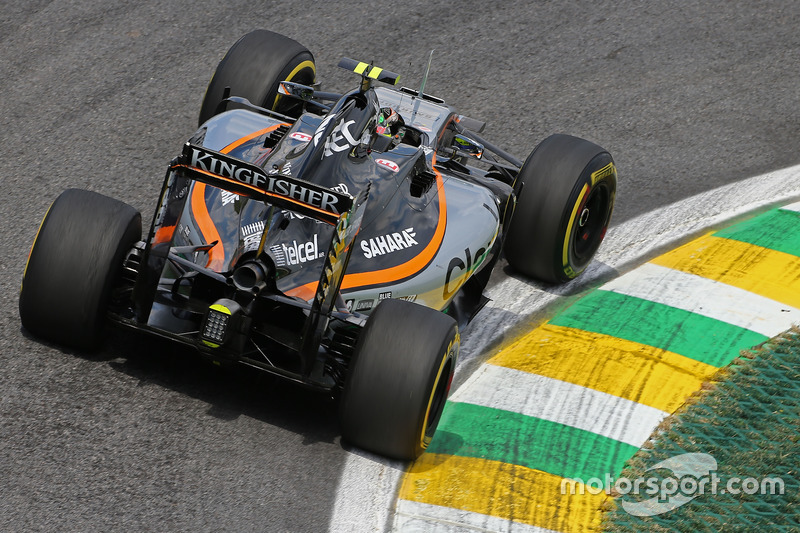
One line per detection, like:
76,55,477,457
339,299,459,461
19,189,141,350
198,29,316,125
505,134,616,283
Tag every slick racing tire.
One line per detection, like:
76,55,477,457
339,299,459,461
505,134,616,283
19,189,141,350
198,29,316,125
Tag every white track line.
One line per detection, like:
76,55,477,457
329,164,800,533
394,501,558,533
599,263,800,337
450,364,667,447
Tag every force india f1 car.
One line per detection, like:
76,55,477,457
19,30,616,460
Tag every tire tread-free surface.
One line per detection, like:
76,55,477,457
505,134,615,283
198,29,315,125
339,298,459,460
19,188,141,349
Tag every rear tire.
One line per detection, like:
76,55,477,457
339,299,459,461
19,189,141,350
198,29,316,125
505,134,616,283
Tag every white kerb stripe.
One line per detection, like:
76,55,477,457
394,500,559,533
600,262,800,337
779,201,800,213
450,364,667,448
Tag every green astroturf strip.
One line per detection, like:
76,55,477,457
428,401,639,484
603,331,800,531
549,291,768,368
714,208,800,258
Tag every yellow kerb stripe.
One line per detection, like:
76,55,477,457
489,324,716,413
651,234,800,309
399,454,607,532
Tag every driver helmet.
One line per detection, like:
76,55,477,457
376,107,403,137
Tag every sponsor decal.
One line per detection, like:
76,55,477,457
220,190,239,206
312,114,358,157
378,291,392,300
241,221,265,253
290,132,312,143
313,115,335,147
375,158,399,173
360,227,418,259
313,186,369,309
590,161,617,186
344,299,354,312
355,299,374,312
332,183,350,195
281,184,349,223
323,119,358,157
398,295,417,303
269,235,324,266
443,245,488,300
185,145,349,215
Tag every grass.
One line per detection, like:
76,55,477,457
601,327,800,532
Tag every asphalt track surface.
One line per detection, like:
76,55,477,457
1,1,798,531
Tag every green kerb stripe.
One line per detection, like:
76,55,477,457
428,401,638,484
549,290,767,368
714,208,800,258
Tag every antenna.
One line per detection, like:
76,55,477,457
418,49,435,98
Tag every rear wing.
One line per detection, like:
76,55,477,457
172,143,353,225
168,143,370,377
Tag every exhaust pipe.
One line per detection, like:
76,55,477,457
231,259,272,294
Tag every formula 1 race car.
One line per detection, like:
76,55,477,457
19,30,616,460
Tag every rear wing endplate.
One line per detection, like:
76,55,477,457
300,184,370,375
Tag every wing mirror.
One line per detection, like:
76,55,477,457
278,81,315,101
453,133,484,159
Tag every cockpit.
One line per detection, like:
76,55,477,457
373,86,456,150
